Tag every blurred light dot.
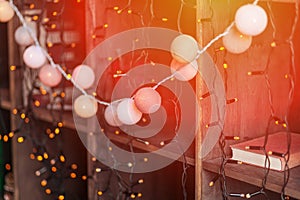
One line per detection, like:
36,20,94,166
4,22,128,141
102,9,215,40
70,172,77,179
97,191,103,196
45,188,51,195
17,136,25,143
10,65,16,71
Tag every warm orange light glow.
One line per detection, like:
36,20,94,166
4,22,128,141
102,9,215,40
47,42,53,48
10,65,16,71
51,166,57,172
71,164,78,170
51,24,57,29
138,179,144,184
41,179,47,187
45,188,51,195
70,172,77,179
34,100,41,107
8,132,14,138
37,155,43,162
60,155,66,162
55,128,60,134
3,135,9,142
43,18,50,23
271,42,276,47
49,133,55,139
58,195,65,200
66,74,72,80
29,153,35,160
95,168,101,173
12,108,18,115
20,113,26,119
70,43,76,48
5,163,11,171
97,191,103,196
24,118,30,123
43,152,49,159
17,136,25,143
32,15,39,21
58,122,64,127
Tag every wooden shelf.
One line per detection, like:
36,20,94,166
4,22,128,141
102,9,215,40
203,158,300,199
0,88,11,110
32,107,75,130
32,107,196,166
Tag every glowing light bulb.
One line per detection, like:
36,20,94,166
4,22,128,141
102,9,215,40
72,65,95,89
170,34,199,63
14,26,35,46
39,64,62,87
0,0,15,22
74,95,98,118
117,98,142,125
222,26,252,54
235,4,268,36
23,45,47,69
134,87,161,114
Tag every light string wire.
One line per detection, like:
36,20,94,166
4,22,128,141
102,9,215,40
281,0,299,199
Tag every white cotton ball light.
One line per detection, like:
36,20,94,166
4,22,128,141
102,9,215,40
235,4,268,36
74,95,98,118
72,64,95,89
222,26,252,54
14,26,35,46
23,45,47,69
117,98,142,125
104,101,123,127
0,0,15,23
134,87,161,114
170,59,198,81
170,34,199,64
38,64,62,87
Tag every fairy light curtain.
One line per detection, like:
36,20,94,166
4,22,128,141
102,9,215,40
0,0,299,199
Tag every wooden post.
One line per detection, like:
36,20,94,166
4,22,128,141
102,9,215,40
7,14,22,200
196,0,211,199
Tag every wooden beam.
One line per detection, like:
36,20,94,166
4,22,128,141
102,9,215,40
196,0,212,199
8,14,22,200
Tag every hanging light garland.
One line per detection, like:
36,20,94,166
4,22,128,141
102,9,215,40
2,0,297,199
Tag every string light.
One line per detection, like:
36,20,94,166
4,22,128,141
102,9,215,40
2,0,297,199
